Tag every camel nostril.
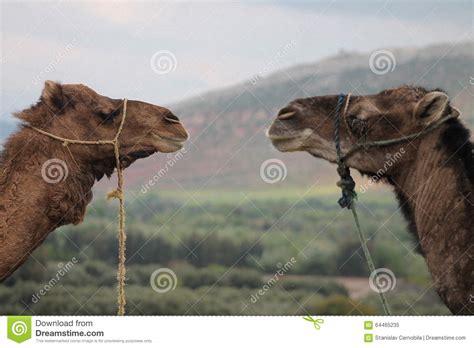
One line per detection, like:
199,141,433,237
277,107,298,120
165,114,182,124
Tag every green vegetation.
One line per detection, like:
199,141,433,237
0,190,449,315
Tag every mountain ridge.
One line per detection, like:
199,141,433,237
1,41,472,190
159,41,473,190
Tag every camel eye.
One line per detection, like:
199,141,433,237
346,115,368,137
347,115,358,126
97,108,121,124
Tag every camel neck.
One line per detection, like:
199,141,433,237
0,128,98,280
392,126,472,239
390,125,473,314
0,127,96,225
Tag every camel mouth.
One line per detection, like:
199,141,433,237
266,133,300,141
152,133,187,151
155,135,187,145
265,126,301,141
268,135,305,152
266,127,313,152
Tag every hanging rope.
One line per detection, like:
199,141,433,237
29,99,129,316
333,93,391,315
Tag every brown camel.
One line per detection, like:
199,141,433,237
0,81,189,280
267,86,473,315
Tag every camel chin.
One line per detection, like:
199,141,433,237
306,148,338,164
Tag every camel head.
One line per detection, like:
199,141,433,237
17,81,189,169
267,86,460,175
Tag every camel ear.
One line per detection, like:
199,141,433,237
41,80,66,112
413,91,449,125
450,106,461,119
15,81,67,125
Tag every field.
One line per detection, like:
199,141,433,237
0,188,449,315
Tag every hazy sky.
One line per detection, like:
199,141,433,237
1,0,471,121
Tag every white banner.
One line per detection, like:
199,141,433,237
0,316,472,347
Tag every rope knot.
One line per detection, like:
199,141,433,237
333,94,357,210
62,141,69,147
107,189,122,200
336,162,357,209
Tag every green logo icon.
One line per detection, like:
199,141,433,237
364,333,373,343
7,316,32,343
303,315,324,330
364,321,373,330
